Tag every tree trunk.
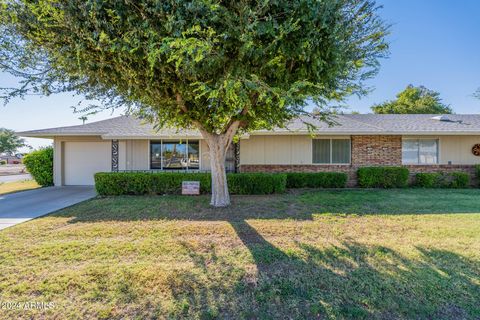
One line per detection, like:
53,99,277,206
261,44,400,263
175,93,247,207
207,135,230,207
200,121,240,207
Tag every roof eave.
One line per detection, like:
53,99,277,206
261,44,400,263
16,132,105,138
17,130,480,139
249,130,480,136
102,135,204,140
394,131,480,136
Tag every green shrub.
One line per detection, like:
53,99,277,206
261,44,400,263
94,172,211,195
357,167,409,188
228,173,286,194
286,172,348,188
415,172,470,188
415,173,442,188
23,147,53,186
95,172,286,196
476,165,480,186
0,160,6,165
150,172,212,194
448,172,470,188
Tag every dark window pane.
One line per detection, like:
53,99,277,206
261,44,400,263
151,142,162,169
225,143,235,172
187,142,200,169
162,142,187,169
332,139,350,164
151,140,201,170
313,139,330,163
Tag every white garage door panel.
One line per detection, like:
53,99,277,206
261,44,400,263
64,142,111,185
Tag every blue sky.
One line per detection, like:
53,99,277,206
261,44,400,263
1,0,480,150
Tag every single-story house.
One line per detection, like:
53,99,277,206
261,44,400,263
0,154,23,164
18,114,480,186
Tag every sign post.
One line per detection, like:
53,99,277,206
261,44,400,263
182,181,200,195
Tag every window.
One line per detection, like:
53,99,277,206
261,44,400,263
402,139,438,164
151,142,162,169
312,139,351,164
187,142,200,169
150,140,199,170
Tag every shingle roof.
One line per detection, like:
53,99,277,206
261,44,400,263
17,116,200,138
17,114,480,138
341,114,480,134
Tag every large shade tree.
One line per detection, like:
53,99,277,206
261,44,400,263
371,85,452,114
0,128,27,155
0,0,388,206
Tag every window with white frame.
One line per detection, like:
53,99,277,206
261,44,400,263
312,139,351,164
402,139,438,164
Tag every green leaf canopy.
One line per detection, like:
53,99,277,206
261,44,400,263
1,0,388,134
0,128,26,155
371,85,453,114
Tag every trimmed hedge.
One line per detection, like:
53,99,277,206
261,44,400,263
23,147,54,186
286,172,348,188
95,172,287,196
449,172,470,188
415,172,470,188
228,173,286,194
357,167,409,188
415,173,442,188
476,165,480,186
95,168,474,195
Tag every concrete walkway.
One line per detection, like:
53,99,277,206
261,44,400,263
0,186,96,230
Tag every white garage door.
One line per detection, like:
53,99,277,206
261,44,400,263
64,142,111,185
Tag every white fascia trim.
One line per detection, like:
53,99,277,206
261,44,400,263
16,132,104,138
248,131,480,136
102,135,204,140
20,131,480,139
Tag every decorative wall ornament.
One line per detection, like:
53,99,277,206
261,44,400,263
112,140,119,171
472,144,480,156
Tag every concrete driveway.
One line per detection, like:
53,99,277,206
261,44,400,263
0,174,32,183
0,186,96,230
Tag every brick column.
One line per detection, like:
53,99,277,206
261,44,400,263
351,135,402,166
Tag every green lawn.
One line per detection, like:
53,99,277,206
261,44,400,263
0,189,479,319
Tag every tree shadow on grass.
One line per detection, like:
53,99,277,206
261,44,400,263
164,220,480,319
54,188,480,225
48,194,480,318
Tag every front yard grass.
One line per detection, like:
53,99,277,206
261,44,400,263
0,180,39,195
0,189,479,319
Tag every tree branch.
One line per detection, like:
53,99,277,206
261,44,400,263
175,93,189,114
175,92,210,137
221,91,257,134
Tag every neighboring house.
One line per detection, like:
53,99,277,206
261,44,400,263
0,154,22,164
18,114,480,186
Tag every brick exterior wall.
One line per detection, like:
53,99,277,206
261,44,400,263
239,135,478,186
351,135,402,166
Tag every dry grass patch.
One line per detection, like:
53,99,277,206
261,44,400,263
0,189,479,319
0,180,39,195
